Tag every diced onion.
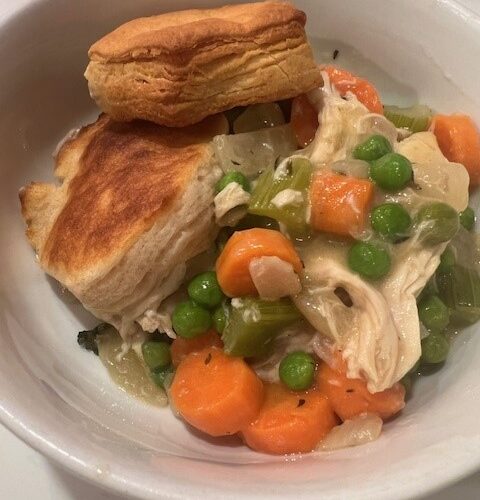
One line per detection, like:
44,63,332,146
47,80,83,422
331,159,370,179
233,103,285,134
318,414,383,451
213,125,297,178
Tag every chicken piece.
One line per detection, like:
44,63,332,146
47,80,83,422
304,75,397,166
294,249,399,393
214,182,250,227
249,256,302,300
394,131,469,212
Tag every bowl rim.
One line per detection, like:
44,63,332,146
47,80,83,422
1,0,480,498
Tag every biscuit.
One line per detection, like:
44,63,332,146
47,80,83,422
20,113,228,337
85,1,322,127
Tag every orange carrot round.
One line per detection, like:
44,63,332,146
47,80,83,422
242,383,337,454
170,347,264,437
216,228,303,297
310,172,374,237
291,94,319,147
316,361,405,421
432,114,480,186
323,65,383,114
171,329,223,367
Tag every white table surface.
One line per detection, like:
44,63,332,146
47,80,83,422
0,421,478,499
2,0,480,498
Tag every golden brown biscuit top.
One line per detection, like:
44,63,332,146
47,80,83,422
41,114,224,279
89,1,306,62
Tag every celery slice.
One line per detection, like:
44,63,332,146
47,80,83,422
222,297,301,357
248,157,313,235
436,265,480,325
384,105,433,133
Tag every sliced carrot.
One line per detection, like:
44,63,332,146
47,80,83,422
432,114,480,186
171,329,223,367
316,360,405,421
323,65,383,114
310,171,374,237
291,94,319,147
242,383,337,454
170,347,264,437
216,228,303,297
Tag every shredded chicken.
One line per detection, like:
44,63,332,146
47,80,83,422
214,182,250,227
291,79,470,393
270,189,304,208
304,72,395,166
294,253,399,392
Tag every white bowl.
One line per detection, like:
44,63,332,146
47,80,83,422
1,0,480,498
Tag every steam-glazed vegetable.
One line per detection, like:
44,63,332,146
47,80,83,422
348,241,391,280
279,351,315,391
310,172,374,237
215,171,251,194
369,153,413,191
417,295,449,332
421,332,450,364
216,228,302,297
459,207,476,231
171,330,222,367
187,272,225,309
172,301,212,339
316,358,405,421
353,134,392,162
248,157,313,235
432,114,480,186
142,341,171,370
384,104,432,132
436,265,480,325
222,297,301,357
370,203,411,242
438,247,455,273
170,348,264,437
242,383,336,454
415,202,459,245
233,103,285,134
290,94,319,147
213,124,297,178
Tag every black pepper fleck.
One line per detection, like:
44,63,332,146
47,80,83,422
297,398,306,407
333,49,339,60
204,353,212,365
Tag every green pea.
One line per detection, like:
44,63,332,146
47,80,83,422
370,153,413,192
416,202,459,245
353,134,393,162
215,171,250,194
187,271,224,309
172,301,212,339
370,203,411,242
212,304,228,333
418,295,449,332
142,341,171,370
348,241,391,280
437,247,455,273
150,365,174,389
459,206,475,231
279,351,315,391
421,332,450,364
